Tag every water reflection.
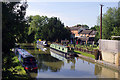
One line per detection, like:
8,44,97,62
19,43,120,78
94,64,120,78
36,54,64,72
50,49,76,70
37,45,47,52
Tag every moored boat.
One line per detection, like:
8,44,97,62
50,43,75,57
37,40,48,47
50,49,75,63
15,48,38,71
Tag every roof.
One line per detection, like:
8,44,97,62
79,30,92,34
17,49,33,58
90,31,97,35
69,27,81,30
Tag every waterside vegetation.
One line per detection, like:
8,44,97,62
2,51,30,79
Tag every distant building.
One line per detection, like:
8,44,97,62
69,26,88,38
69,27,82,38
79,30,97,38
78,30,97,44
68,25,97,44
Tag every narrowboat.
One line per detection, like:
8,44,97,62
50,49,75,63
50,43,75,57
37,40,48,47
15,48,38,71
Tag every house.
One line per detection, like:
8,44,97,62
68,25,97,44
69,27,81,38
69,26,88,38
78,30,97,44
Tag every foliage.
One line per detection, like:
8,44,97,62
90,25,100,43
74,24,89,29
41,17,71,42
2,1,28,52
28,15,48,41
28,16,71,42
2,52,29,79
102,7,120,39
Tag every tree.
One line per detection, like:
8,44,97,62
74,24,89,29
41,17,71,42
81,24,89,29
2,2,28,52
28,15,48,42
102,7,120,39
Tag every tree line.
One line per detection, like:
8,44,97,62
2,2,71,53
27,15,71,43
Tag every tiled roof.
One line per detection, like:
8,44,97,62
90,31,97,35
69,27,81,30
80,30,92,34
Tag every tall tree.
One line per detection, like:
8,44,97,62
102,7,120,39
28,15,48,41
41,17,71,42
2,1,28,52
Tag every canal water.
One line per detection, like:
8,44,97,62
20,43,120,79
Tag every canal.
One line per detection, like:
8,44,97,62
20,43,120,79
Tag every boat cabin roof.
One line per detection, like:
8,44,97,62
17,49,34,58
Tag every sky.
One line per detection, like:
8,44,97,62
26,1,120,28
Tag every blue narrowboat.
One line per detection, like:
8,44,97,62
15,48,38,71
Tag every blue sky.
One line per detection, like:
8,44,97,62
26,1,119,28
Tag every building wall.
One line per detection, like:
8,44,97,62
99,39,120,66
71,30,80,37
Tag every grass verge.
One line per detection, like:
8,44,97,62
74,50,95,59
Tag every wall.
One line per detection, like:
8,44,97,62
71,30,80,37
99,39,120,66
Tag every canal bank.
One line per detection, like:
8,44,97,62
16,43,120,78
50,43,120,72
77,53,120,72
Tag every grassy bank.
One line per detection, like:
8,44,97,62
74,50,95,59
2,51,30,79
68,44,98,51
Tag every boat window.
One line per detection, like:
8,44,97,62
62,48,64,50
59,47,60,49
